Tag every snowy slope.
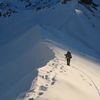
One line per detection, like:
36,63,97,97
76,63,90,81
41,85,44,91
0,26,55,100
19,43,100,100
0,0,100,100
1,0,100,58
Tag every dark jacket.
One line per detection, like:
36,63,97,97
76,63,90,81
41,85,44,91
65,51,72,59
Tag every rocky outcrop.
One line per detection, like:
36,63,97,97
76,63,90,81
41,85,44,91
80,0,93,4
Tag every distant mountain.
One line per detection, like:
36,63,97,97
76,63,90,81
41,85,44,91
0,0,99,17
0,0,60,17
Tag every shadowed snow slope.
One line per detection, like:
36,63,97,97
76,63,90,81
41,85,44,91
0,0,100,59
0,0,100,100
0,26,55,100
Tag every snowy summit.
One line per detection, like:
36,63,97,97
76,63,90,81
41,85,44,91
0,0,100,100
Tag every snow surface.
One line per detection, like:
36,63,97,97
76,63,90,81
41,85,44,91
0,0,100,100
20,43,100,100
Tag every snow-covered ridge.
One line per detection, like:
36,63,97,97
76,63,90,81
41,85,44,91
0,0,100,100
17,43,100,100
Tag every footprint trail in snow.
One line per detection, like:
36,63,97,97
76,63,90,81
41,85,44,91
18,56,100,100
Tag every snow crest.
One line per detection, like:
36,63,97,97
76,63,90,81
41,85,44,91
17,45,100,100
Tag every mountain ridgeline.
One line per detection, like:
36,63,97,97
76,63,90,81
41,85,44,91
0,0,99,17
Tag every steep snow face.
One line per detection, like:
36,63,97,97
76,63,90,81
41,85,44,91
0,0,100,100
0,26,55,100
20,43,100,100
58,5,100,59
34,1,100,59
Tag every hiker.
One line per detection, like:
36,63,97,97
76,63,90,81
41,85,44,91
65,51,72,66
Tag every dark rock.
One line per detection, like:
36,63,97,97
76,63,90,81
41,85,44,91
29,98,34,100
40,85,47,91
38,92,44,95
79,0,93,4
